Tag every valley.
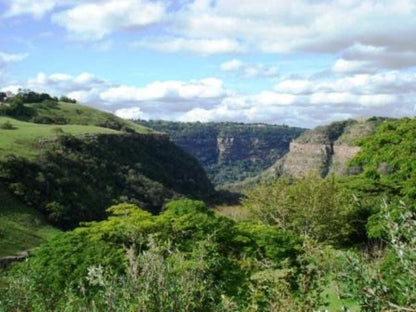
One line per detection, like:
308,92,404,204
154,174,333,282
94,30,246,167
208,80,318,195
0,91,415,311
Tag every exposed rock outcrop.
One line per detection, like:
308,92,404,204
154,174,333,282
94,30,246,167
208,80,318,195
267,118,385,179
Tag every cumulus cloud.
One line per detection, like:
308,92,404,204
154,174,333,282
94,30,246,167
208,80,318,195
132,37,245,55
52,0,165,40
27,72,109,94
2,0,59,18
100,78,227,103
171,0,416,58
13,70,416,128
115,107,149,120
333,44,416,73
181,70,416,126
220,59,278,78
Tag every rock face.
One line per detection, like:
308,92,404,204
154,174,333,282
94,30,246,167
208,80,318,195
135,121,305,185
268,118,384,178
276,142,362,178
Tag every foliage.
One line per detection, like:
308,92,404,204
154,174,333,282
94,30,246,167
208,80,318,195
243,174,365,246
0,200,306,311
336,201,416,311
59,96,77,103
0,134,214,228
349,117,416,199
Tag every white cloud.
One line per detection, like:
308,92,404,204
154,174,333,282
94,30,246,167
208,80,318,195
14,70,416,128
115,107,149,120
3,0,59,18
169,0,416,58
220,59,243,71
0,85,22,93
275,79,313,95
220,59,278,78
100,78,227,103
133,37,245,55
332,59,371,74
0,52,28,66
52,0,165,40
333,44,416,73
0,51,28,84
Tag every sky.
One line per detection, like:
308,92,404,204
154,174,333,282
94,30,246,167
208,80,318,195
0,0,416,128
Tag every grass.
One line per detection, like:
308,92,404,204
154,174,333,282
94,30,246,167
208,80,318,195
27,102,151,134
324,280,360,311
0,186,60,257
0,116,123,159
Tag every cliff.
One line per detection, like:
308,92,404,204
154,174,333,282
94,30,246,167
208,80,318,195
135,121,305,185
268,118,386,178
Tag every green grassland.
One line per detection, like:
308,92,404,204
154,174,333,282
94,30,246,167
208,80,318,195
27,102,151,134
0,116,121,159
0,185,60,257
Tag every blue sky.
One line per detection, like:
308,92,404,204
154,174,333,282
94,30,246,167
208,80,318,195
1,0,416,127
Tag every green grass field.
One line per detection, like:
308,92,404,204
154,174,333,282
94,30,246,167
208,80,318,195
0,116,122,159
0,186,60,257
27,102,151,134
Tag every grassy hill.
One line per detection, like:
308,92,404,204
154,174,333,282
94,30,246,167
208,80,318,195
0,116,120,160
0,93,214,255
0,185,60,257
26,102,151,134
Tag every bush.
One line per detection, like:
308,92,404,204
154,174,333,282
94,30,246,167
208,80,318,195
243,174,364,246
0,121,15,130
337,201,416,311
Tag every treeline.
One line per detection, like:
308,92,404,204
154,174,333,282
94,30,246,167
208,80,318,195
0,90,76,120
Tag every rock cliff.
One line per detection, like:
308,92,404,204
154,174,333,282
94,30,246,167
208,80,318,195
268,118,385,178
135,121,305,185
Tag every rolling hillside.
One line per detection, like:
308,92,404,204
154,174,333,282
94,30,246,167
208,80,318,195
0,93,214,252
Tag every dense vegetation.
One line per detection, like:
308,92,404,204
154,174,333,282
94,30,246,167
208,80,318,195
0,133,214,229
136,120,304,185
0,91,415,311
0,199,326,311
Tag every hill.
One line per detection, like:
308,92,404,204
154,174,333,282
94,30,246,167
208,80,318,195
135,120,305,185
0,92,214,232
266,117,388,179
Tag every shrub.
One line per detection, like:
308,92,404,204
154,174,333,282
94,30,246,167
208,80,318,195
243,174,363,246
0,121,15,130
